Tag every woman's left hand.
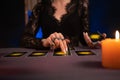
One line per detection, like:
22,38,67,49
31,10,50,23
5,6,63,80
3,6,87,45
83,32,106,48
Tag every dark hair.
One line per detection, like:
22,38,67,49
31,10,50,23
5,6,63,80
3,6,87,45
41,0,52,5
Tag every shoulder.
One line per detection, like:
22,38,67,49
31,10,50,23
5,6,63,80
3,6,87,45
32,1,51,15
32,2,43,13
32,0,51,11
31,2,47,18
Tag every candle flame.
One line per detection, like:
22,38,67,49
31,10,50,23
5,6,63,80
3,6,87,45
115,30,119,39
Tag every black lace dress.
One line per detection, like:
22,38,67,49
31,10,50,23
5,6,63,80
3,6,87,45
21,0,89,49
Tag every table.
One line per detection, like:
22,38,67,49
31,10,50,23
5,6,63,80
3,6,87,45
0,47,120,80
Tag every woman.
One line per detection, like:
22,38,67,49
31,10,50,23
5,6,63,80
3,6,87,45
21,0,105,53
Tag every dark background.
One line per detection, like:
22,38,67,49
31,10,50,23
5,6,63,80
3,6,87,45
1,0,120,48
1,0,25,47
89,0,120,37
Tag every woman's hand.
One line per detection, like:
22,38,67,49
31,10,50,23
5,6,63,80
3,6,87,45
83,32,106,48
42,32,70,53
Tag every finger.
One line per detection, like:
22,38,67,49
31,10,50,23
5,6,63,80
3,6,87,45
97,31,107,39
62,40,68,52
83,32,89,43
54,39,60,48
54,32,60,38
85,32,94,47
58,33,64,39
83,32,94,47
102,33,107,39
59,40,66,53
83,32,92,43
58,33,68,52
57,33,66,49
50,33,56,41
85,32,92,43
53,32,64,48
55,39,68,52
47,37,55,49
65,39,70,44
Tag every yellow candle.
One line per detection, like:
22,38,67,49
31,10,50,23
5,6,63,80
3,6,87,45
102,30,120,69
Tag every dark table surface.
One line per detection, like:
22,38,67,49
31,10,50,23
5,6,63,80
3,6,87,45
0,47,120,80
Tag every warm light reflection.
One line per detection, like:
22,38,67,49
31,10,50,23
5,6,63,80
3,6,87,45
115,30,119,39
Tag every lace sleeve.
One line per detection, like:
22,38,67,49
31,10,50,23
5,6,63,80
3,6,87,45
78,0,89,32
83,0,89,32
77,0,89,45
21,2,48,49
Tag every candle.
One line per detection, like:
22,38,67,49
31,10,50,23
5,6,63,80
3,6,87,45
102,30,120,69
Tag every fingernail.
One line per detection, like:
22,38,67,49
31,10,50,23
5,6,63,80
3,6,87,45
63,50,66,53
66,48,68,52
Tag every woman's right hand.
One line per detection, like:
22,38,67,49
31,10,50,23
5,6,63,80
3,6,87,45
42,32,70,53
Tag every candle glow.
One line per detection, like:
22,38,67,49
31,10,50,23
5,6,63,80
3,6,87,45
102,30,120,69
115,30,120,40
